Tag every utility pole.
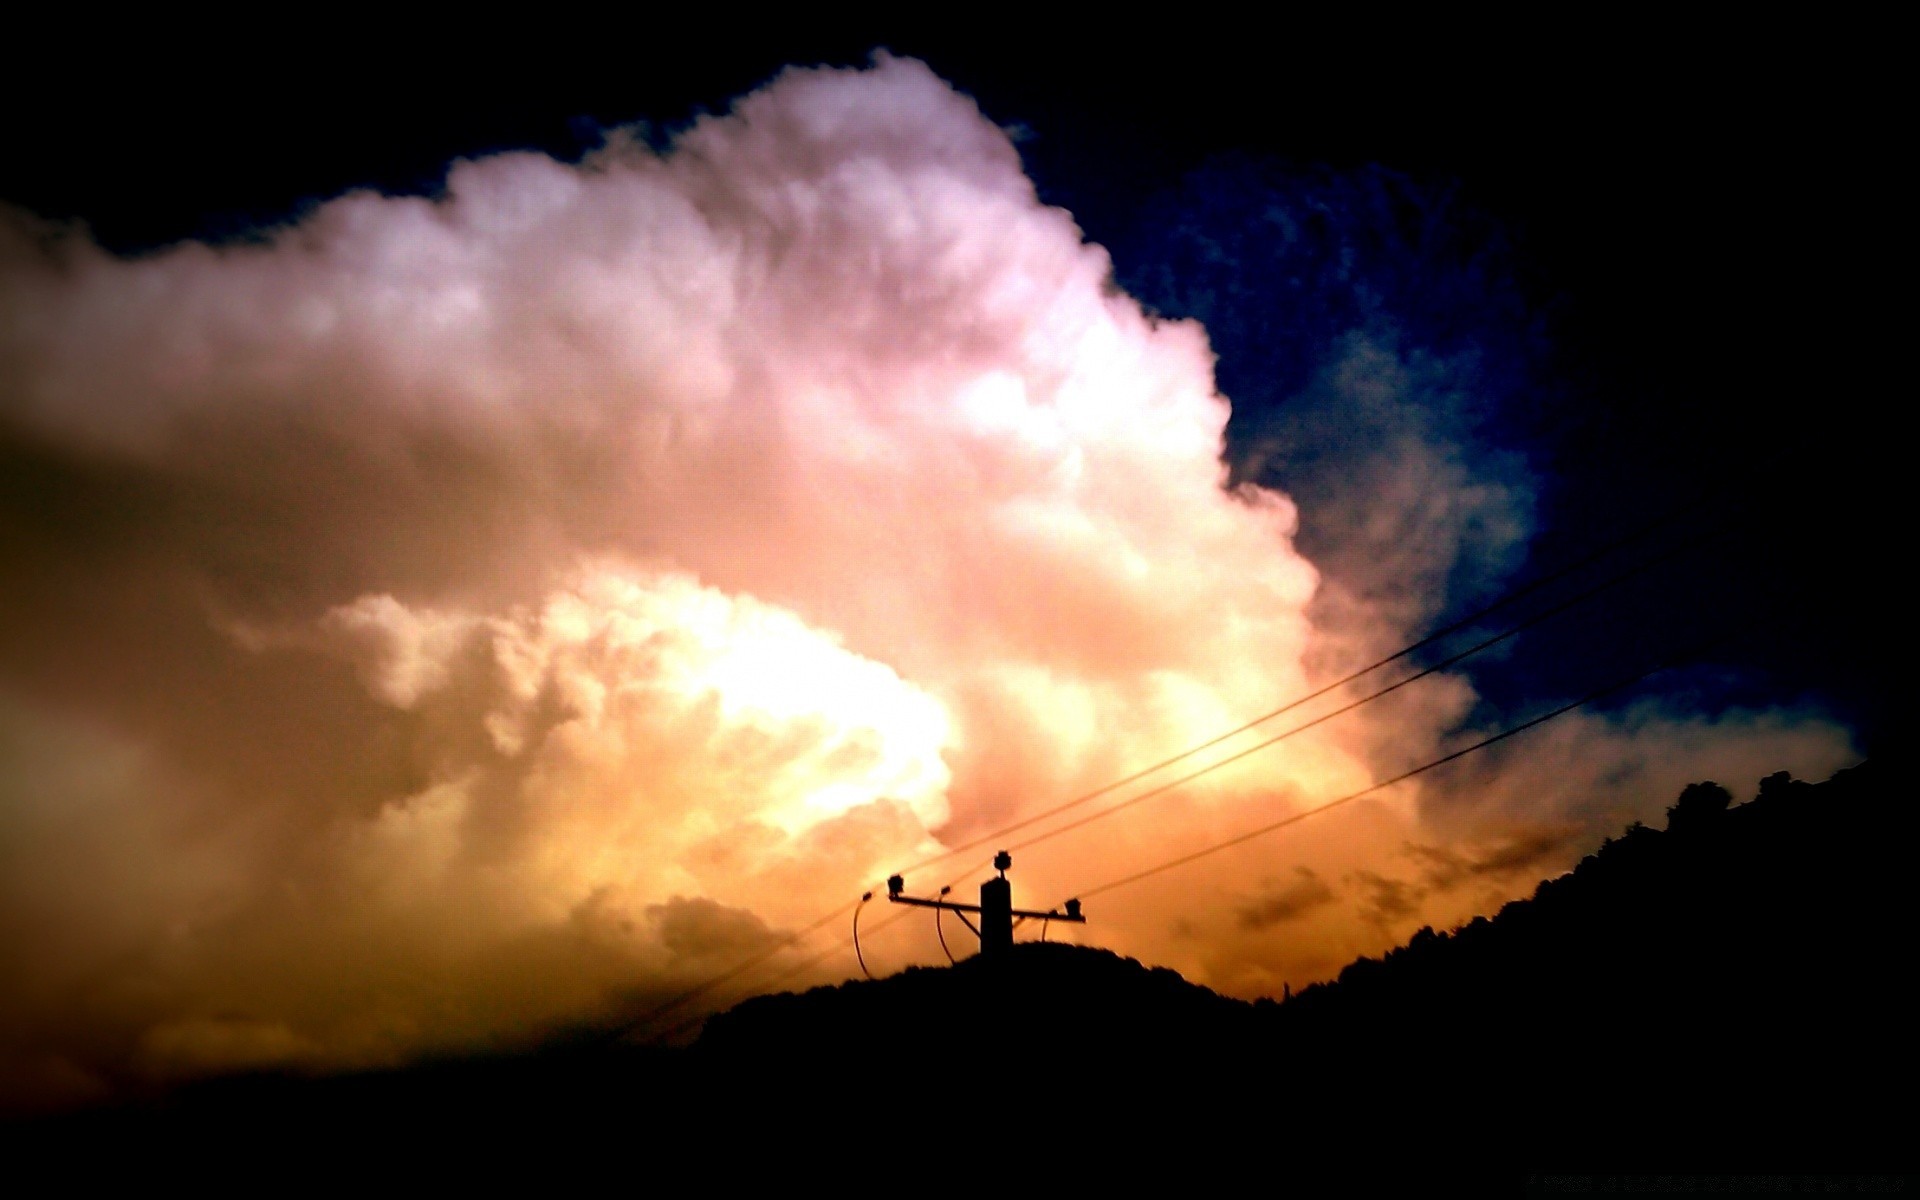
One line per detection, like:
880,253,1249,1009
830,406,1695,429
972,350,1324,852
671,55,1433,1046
886,851,1084,959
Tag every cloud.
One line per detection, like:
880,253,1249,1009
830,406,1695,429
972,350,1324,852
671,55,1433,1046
647,897,780,965
1406,827,1577,892
1236,868,1337,930
1349,869,1424,928
0,54,1860,1109
1412,702,1859,840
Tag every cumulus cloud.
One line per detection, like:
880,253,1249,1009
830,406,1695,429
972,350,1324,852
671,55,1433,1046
0,54,1857,1109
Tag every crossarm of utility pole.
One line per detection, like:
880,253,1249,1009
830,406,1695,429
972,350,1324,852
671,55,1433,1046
1009,906,1086,923
887,895,986,915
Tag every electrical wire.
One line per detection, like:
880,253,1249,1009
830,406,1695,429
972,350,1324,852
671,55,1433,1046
935,903,955,964
622,491,1740,1041
631,859,993,1041
626,900,857,1034
659,648,1675,1042
1067,654,1682,902
853,893,873,979
995,525,1720,862
643,905,923,1046
647,644,1685,1044
880,499,1733,884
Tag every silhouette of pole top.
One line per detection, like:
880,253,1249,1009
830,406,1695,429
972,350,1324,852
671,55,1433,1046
887,851,1084,958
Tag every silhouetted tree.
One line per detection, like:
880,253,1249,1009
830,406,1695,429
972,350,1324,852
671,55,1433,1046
1753,769,1811,808
1666,779,1732,835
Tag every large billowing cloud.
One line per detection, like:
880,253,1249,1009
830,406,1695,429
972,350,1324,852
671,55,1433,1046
0,55,1854,1110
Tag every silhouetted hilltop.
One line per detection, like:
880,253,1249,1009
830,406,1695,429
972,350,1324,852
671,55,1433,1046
687,761,1907,1170
13,762,1908,1184
1258,760,1908,1169
1290,764,1899,1023
698,939,1258,1083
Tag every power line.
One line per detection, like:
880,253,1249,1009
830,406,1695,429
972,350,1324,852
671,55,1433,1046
995,524,1722,860
624,900,857,1034
631,859,990,1044
636,603,1700,1041
620,494,1735,1039
656,651,1682,1040
883,496,1729,882
642,904,924,1045
644,650,1680,1041
1069,655,1680,902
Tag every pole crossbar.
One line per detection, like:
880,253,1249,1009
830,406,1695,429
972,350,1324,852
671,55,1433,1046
884,894,1085,923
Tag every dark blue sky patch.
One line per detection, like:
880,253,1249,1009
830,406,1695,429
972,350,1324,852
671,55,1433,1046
1105,158,1549,625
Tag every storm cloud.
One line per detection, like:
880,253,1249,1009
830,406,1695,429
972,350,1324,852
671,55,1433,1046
0,55,1856,1110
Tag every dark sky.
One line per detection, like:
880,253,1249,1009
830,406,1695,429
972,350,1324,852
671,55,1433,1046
3,18,1894,747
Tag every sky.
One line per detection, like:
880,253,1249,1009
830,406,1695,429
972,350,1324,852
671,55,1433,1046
0,22,1895,1111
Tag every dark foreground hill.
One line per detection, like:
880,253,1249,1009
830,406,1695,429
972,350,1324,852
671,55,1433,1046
695,762,1910,1169
12,761,1910,1186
